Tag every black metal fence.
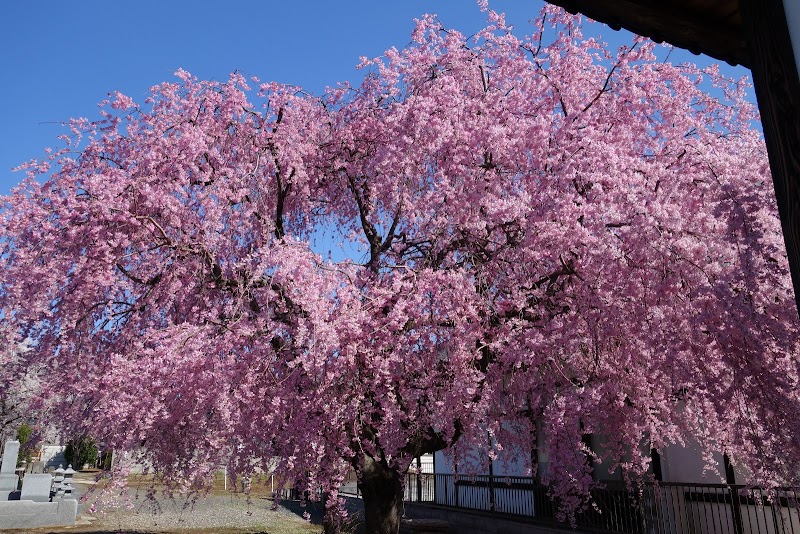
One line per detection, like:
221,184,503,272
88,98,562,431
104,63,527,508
431,474,800,534
341,472,800,534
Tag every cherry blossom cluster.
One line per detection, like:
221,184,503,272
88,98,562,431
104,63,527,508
1,6,797,528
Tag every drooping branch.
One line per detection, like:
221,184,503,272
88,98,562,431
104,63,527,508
578,43,636,115
115,263,162,287
346,174,382,268
268,107,293,240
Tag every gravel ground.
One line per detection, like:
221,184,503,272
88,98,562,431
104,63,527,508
9,473,327,534
83,493,323,533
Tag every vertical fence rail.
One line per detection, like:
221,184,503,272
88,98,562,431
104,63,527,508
345,473,800,534
333,471,800,534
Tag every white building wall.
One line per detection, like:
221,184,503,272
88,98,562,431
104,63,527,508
39,445,66,470
433,449,536,515
433,449,529,477
417,453,434,474
659,442,727,484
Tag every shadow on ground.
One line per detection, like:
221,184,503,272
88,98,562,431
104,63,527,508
280,495,365,532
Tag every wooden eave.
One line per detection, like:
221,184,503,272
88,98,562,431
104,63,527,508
548,0,750,67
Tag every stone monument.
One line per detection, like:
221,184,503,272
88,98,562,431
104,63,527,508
0,440,20,500
20,474,53,502
0,439,79,529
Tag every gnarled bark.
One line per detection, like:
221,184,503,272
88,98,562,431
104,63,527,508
358,455,407,534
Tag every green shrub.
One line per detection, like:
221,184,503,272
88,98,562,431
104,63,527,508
64,436,98,470
15,423,34,467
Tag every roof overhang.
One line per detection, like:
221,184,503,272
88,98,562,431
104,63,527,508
548,0,750,67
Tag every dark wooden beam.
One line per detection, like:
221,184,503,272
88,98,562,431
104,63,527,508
548,0,750,67
739,0,800,314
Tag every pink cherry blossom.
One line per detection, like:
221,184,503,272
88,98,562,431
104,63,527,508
1,8,797,534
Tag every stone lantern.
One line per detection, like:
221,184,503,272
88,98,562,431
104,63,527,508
62,464,76,498
51,464,64,500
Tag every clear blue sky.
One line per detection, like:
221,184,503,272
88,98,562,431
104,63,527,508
0,1,750,195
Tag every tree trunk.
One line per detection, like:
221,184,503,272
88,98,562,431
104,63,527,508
358,455,406,534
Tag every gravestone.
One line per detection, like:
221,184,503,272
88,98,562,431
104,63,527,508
0,441,18,474
20,474,52,502
0,440,79,529
0,441,20,495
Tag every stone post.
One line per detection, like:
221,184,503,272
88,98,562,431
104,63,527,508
0,441,20,496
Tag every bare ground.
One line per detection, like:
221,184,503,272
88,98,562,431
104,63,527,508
6,471,326,534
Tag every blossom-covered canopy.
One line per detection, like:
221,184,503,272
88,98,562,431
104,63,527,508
1,7,797,533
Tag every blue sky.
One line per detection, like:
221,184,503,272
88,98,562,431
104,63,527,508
0,1,751,195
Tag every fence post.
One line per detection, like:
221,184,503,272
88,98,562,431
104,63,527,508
728,486,744,534
724,455,744,534
770,495,782,534
416,456,422,502
488,462,496,512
